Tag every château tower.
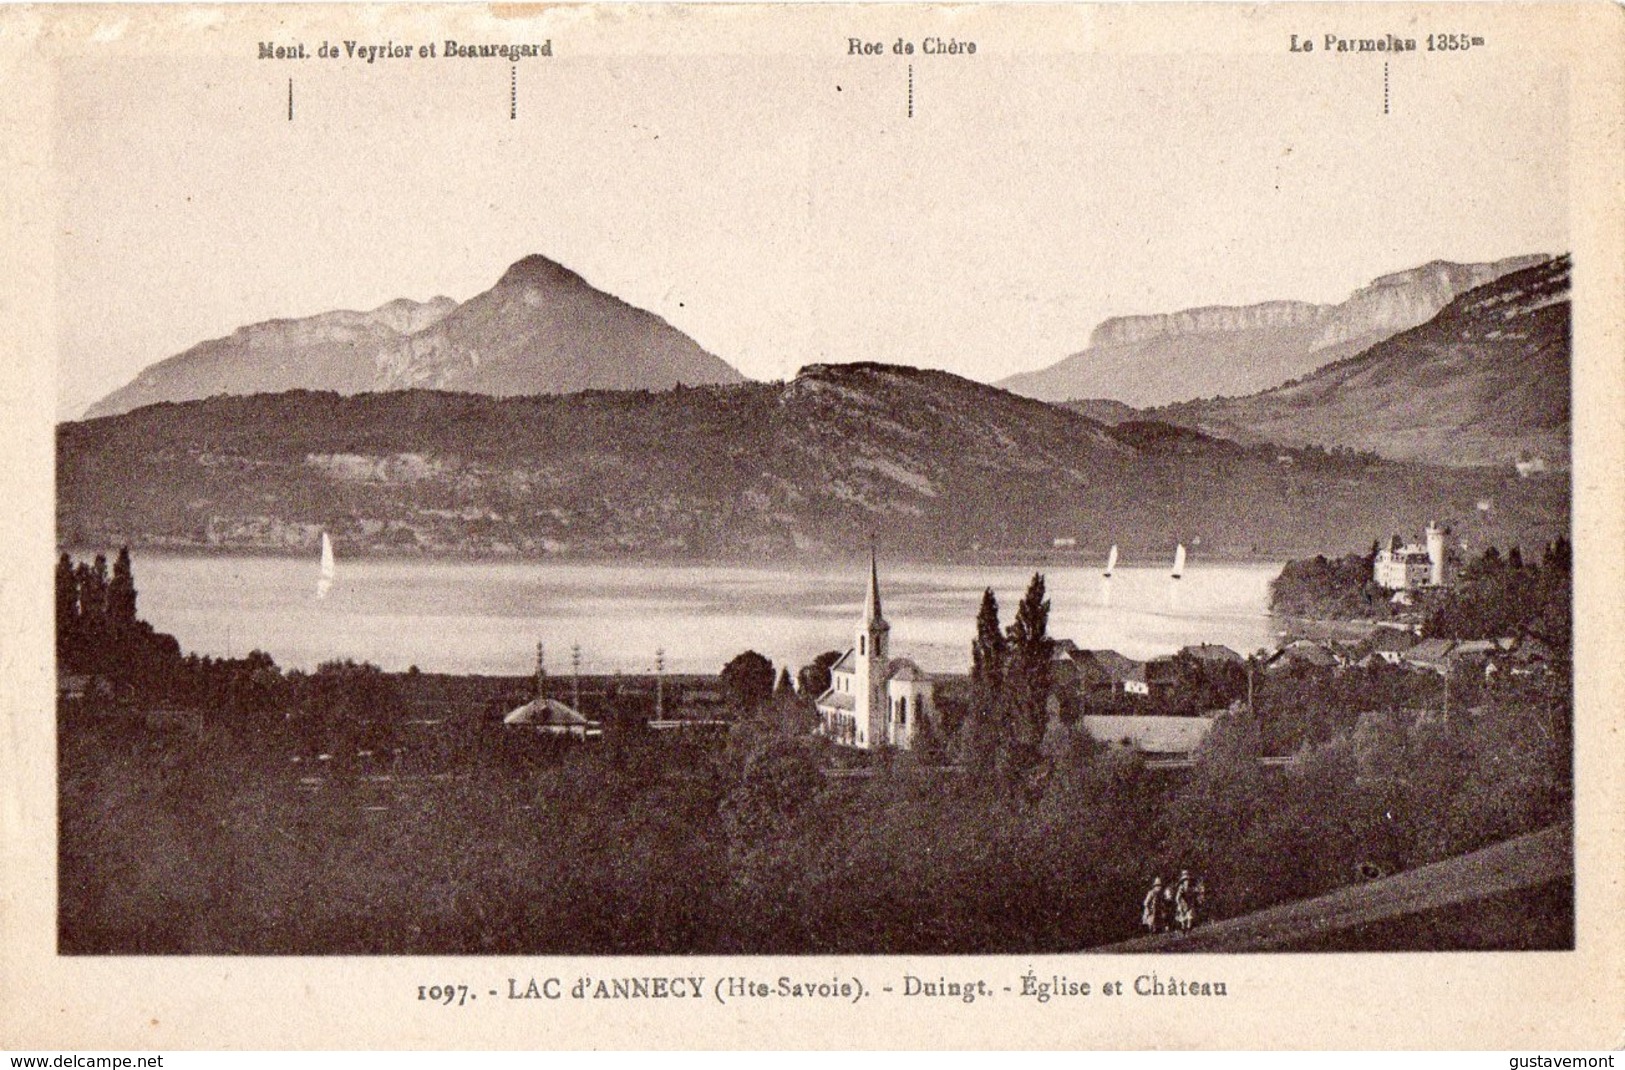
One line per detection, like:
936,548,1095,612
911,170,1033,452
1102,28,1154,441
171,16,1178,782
1425,522,1450,587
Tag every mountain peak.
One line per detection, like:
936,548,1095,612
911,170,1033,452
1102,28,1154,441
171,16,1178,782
496,254,591,291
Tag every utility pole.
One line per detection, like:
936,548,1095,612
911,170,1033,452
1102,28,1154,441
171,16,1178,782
655,647,666,721
535,641,546,702
1442,660,1451,722
571,642,582,712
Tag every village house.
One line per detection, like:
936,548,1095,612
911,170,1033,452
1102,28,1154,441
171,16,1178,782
1505,637,1554,677
1402,637,1457,674
1446,639,1503,676
1368,627,1421,665
815,553,936,750
1180,643,1244,667
1063,648,1145,698
502,697,602,739
1265,639,1341,674
1120,662,1151,696
56,673,113,707
1041,639,1241,757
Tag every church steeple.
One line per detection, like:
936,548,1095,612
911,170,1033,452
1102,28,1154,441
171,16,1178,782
859,544,890,662
854,545,891,748
865,544,885,626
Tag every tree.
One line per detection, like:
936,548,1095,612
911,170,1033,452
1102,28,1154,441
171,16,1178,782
90,554,110,619
774,667,795,698
1160,710,1271,916
108,546,138,633
797,650,843,699
1005,573,1055,762
962,589,1008,774
720,650,776,713
970,588,1006,688
56,553,78,663
1469,546,1504,580
290,659,403,758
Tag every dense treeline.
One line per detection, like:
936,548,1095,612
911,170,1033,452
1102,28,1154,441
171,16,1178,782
1268,549,1388,619
1422,539,1571,649
59,664,1570,953
58,556,1572,953
56,548,181,696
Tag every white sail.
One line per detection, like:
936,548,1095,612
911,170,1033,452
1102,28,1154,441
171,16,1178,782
1104,544,1118,577
317,532,336,598
1172,542,1187,579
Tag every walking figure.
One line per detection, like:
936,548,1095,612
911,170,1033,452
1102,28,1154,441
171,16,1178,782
1141,876,1168,934
1174,870,1201,933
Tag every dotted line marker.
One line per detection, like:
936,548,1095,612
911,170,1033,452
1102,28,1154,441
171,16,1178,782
510,65,517,119
907,63,914,118
287,78,293,121
1383,61,1389,115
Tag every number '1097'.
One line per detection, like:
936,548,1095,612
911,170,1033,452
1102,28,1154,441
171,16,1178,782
419,984,471,1006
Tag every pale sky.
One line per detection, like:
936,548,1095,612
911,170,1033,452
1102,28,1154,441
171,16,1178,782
53,18,1567,419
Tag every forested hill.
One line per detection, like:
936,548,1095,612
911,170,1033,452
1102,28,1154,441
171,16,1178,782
57,363,1568,562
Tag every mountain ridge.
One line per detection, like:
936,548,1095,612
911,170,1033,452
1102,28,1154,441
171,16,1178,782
84,255,744,419
999,255,1547,407
1151,255,1571,469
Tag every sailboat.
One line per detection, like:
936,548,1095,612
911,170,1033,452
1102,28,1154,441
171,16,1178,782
316,532,336,599
1103,544,1118,578
1171,542,1187,580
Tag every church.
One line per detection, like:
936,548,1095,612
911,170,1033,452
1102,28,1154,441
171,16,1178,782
814,553,936,750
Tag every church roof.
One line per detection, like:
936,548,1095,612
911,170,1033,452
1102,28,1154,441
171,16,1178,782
829,648,857,674
885,657,929,683
816,688,856,711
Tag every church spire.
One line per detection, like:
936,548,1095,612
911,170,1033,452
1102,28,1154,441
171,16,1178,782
865,543,884,625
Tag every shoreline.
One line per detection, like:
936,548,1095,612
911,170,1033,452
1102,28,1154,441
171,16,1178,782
68,543,1299,572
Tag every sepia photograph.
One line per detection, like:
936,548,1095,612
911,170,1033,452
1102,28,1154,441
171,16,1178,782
4,0,1623,1051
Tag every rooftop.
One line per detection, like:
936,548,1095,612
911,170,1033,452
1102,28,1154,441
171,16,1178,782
503,698,596,728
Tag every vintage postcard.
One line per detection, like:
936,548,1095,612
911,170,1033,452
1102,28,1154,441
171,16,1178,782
2,0,1622,1051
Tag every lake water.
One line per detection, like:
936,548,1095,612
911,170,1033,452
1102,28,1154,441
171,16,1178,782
129,553,1284,676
